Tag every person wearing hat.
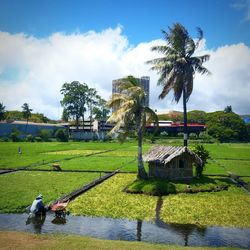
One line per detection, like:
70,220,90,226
29,194,46,216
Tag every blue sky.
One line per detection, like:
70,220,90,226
0,0,249,48
0,0,250,119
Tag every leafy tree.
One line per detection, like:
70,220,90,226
224,105,233,113
107,76,158,179
92,98,110,120
60,81,89,130
0,102,6,121
206,111,248,142
86,87,99,131
22,103,33,133
187,110,207,124
147,23,210,146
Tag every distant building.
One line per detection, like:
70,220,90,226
112,76,150,111
0,120,65,137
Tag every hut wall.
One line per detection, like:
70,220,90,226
148,153,193,180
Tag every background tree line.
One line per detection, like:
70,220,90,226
157,107,250,142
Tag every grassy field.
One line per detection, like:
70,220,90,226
68,173,250,227
0,171,99,213
69,174,158,220
0,141,134,169
0,231,239,250
0,141,249,216
160,186,250,227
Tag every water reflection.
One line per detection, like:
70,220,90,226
155,197,207,246
51,216,67,225
25,215,46,234
0,213,249,249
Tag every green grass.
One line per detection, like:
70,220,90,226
33,155,137,172
1,231,239,250
161,186,250,227
126,176,232,196
68,173,250,227
68,174,158,221
0,171,99,213
0,141,135,169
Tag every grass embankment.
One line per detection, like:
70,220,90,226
0,171,99,213
69,174,250,227
126,176,231,196
0,231,238,250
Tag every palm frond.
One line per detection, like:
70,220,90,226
195,27,204,48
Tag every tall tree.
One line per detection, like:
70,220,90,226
22,103,33,133
0,102,6,121
92,97,110,120
107,76,158,179
60,81,89,130
147,23,210,146
86,87,99,131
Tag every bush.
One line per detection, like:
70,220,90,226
0,137,10,142
26,134,34,142
55,129,68,142
34,136,42,142
10,132,21,142
38,129,51,142
192,144,210,178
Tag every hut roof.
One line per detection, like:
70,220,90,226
143,145,202,166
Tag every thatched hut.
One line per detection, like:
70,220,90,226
143,145,202,180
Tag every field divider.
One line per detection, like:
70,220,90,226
3,149,118,172
49,170,120,206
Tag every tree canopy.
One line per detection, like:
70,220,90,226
107,76,158,179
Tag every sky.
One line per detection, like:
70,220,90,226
0,0,250,119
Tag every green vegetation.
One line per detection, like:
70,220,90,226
126,176,231,196
0,141,133,169
161,186,250,227
0,171,99,213
147,23,210,147
0,231,238,250
69,174,158,221
69,173,250,227
107,75,158,179
206,111,248,142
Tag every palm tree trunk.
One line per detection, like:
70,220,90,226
137,114,148,179
25,118,29,135
183,85,188,147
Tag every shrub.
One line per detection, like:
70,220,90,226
26,134,34,142
10,131,21,142
38,129,51,142
192,144,210,178
55,129,68,142
34,136,42,142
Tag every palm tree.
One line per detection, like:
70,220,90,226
147,23,210,146
107,76,158,179
0,102,6,121
22,103,33,134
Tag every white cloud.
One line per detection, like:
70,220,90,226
231,0,250,22
0,27,250,120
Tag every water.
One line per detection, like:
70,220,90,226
0,213,249,248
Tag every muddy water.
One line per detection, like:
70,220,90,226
0,213,249,248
